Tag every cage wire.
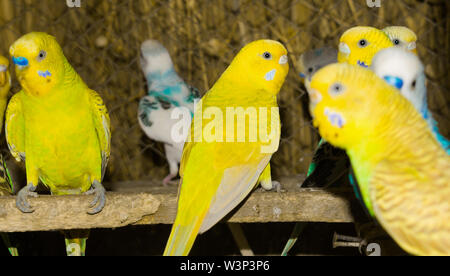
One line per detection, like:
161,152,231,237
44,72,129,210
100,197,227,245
0,0,448,183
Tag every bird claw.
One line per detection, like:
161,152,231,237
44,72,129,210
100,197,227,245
84,180,106,215
272,181,284,193
162,173,177,187
16,183,38,213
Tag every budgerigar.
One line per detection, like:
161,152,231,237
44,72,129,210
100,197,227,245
6,32,111,255
283,27,394,256
308,63,450,256
163,40,289,256
0,56,18,256
281,47,343,255
382,26,417,54
338,26,393,68
137,40,200,186
371,47,450,154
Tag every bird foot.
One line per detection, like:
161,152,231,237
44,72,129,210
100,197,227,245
84,180,106,215
260,180,284,193
272,181,284,193
162,173,177,186
16,183,38,213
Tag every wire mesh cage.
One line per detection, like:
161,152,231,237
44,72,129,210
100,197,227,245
0,0,448,183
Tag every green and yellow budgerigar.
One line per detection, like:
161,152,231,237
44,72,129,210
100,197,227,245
338,26,393,68
308,63,450,256
164,40,289,256
382,26,418,54
6,32,111,255
0,56,18,256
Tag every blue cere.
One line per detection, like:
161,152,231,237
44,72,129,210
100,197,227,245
383,75,404,90
12,56,29,66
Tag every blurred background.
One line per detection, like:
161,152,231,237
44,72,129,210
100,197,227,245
0,0,448,255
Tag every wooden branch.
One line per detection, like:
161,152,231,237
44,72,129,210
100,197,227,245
136,188,357,225
0,193,160,233
0,176,361,232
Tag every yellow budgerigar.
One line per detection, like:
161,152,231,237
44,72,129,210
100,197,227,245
308,63,450,256
382,26,418,54
0,55,19,256
7,32,110,214
338,26,393,67
164,40,289,256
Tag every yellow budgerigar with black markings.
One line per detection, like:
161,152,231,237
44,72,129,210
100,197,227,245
338,26,393,68
6,32,111,255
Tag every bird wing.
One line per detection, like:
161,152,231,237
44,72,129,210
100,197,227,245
5,92,26,162
87,89,111,181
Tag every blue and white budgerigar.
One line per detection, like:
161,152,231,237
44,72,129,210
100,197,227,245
137,40,201,186
371,47,450,154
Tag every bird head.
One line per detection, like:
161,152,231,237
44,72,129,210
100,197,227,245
382,26,418,55
222,39,289,94
0,55,11,96
338,26,393,68
10,32,67,97
371,47,426,115
308,63,399,149
299,47,338,88
139,40,174,78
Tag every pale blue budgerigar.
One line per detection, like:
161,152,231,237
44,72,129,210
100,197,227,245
137,40,201,186
371,47,450,154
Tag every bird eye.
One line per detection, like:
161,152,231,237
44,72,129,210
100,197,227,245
308,67,314,73
358,39,368,48
329,82,345,95
393,39,400,45
262,52,272,60
37,50,47,61
411,80,416,89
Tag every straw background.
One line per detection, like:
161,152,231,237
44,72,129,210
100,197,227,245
0,0,448,183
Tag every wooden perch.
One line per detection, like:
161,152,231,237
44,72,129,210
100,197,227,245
0,176,361,233
0,193,160,232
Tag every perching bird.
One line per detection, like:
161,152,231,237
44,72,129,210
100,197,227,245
296,47,348,188
338,26,393,68
6,32,111,255
0,56,18,256
282,28,393,256
137,40,200,186
164,40,289,256
281,47,345,256
371,47,450,154
382,26,417,54
308,63,450,256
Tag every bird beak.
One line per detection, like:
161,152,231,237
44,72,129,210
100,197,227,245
339,42,351,55
12,56,29,69
308,88,322,106
279,55,288,65
0,65,7,86
407,42,417,52
383,75,404,90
